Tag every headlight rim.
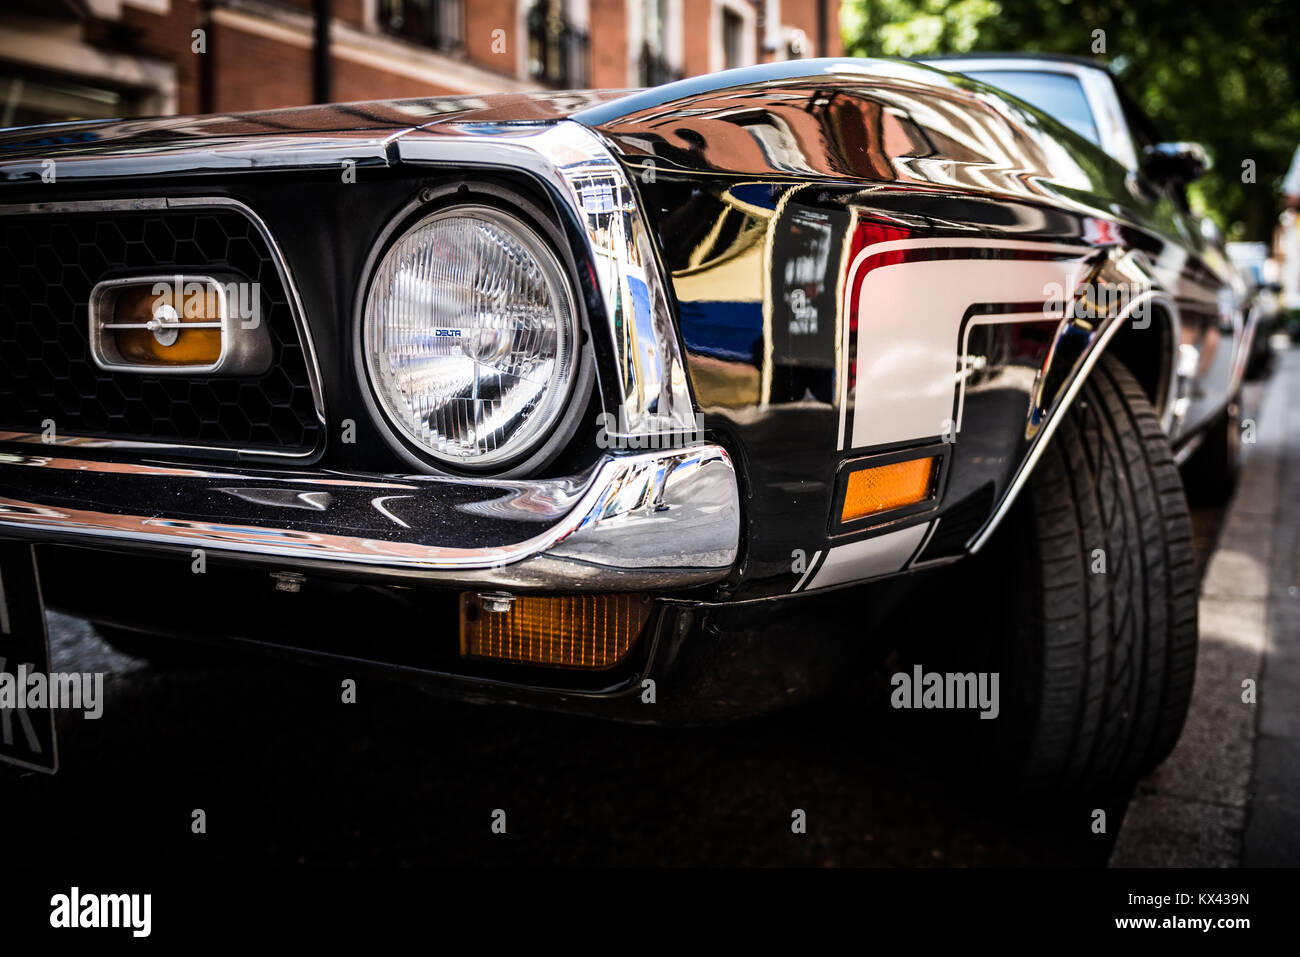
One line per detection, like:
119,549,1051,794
354,186,594,477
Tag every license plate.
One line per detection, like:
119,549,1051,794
0,543,57,774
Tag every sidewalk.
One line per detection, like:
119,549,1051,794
1110,348,1298,867
1243,347,1300,866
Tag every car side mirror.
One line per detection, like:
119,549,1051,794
1141,142,1211,186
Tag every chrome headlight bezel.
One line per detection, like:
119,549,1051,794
356,190,593,476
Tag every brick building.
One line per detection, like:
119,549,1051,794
0,0,842,124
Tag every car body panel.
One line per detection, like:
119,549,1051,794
572,59,1239,596
918,53,1250,446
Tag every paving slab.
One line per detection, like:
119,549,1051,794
1112,349,1295,868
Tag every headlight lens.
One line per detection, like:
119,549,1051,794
362,205,578,468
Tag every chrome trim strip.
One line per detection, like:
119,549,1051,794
0,196,328,454
0,444,741,590
0,198,169,214
1227,301,1259,400
0,134,403,183
166,196,327,424
967,287,1174,553
397,121,698,441
0,431,295,461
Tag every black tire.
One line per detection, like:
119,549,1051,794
979,355,1199,791
1181,400,1241,506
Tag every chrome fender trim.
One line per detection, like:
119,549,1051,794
967,250,1175,553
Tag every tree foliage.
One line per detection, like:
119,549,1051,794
841,0,1300,240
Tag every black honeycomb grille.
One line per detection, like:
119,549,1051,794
0,207,322,453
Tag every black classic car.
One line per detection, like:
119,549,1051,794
0,58,1249,790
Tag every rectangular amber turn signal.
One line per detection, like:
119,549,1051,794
88,273,271,376
460,593,653,670
111,284,224,366
841,456,937,523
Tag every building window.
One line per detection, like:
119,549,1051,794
722,8,746,70
638,0,680,87
527,1,589,89
379,0,465,54
639,42,681,87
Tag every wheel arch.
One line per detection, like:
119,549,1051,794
1102,297,1180,428
967,250,1178,554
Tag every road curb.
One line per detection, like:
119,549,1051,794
1109,353,1291,867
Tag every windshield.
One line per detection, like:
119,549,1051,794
963,69,1100,146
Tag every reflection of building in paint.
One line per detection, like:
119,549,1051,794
765,191,843,406
601,69,1106,421
670,186,773,409
661,176,844,410
594,72,1091,198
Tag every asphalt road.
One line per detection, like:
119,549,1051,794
0,378,1266,869
10,618,1119,868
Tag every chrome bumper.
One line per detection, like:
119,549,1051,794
0,444,740,591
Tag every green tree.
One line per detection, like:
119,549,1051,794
841,0,1300,240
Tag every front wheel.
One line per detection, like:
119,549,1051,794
977,355,1199,791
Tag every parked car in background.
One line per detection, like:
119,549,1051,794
0,58,1251,791
1226,240,1283,377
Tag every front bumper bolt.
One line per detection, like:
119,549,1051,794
478,591,515,614
272,571,306,593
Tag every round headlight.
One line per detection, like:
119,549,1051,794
362,205,579,469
